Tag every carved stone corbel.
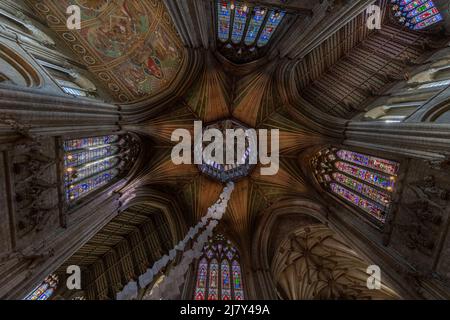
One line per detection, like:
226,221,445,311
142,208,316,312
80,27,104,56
427,156,450,171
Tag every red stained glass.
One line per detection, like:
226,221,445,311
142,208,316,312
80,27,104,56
193,234,244,300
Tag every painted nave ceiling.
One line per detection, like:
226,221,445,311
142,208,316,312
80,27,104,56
0,0,450,301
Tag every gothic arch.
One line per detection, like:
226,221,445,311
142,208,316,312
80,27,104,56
251,198,403,300
251,198,329,299
420,99,450,123
0,44,41,87
272,224,400,300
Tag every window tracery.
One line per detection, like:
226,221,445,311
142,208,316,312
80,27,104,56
23,274,59,300
63,134,138,203
391,0,443,30
312,148,400,224
216,1,286,63
194,234,244,300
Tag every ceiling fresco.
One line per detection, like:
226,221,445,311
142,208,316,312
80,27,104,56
29,0,184,103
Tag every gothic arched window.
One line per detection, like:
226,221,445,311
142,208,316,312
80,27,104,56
217,1,285,46
23,274,59,300
63,134,137,203
194,234,245,300
216,1,286,63
391,0,443,30
312,148,400,224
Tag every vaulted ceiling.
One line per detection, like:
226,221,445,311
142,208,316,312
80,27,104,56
34,0,443,292
272,224,399,299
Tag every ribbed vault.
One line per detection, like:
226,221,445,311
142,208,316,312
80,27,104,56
272,224,399,300
30,0,449,301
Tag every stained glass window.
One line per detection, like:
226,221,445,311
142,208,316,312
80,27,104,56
232,261,244,300
63,135,128,203
391,0,443,30
257,10,285,47
66,169,120,202
311,148,399,224
244,7,267,45
64,135,119,152
332,173,391,205
335,162,395,190
217,0,232,42
330,183,387,223
24,274,59,300
221,260,231,300
208,259,219,300
64,146,119,168
194,258,208,300
231,3,248,44
193,234,245,300
216,1,285,47
336,150,399,175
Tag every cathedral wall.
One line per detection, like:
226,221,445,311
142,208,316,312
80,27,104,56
0,1,129,299
301,142,450,299
0,0,111,100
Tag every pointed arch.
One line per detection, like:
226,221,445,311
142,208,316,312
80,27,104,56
193,234,245,300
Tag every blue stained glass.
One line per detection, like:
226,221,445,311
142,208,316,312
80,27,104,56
413,12,443,29
64,135,119,152
194,234,245,300
226,250,234,261
206,249,214,259
231,3,248,43
244,7,267,45
410,7,440,24
392,0,442,30
24,275,58,300
65,145,119,167
331,183,386,223
335,161,395,190
332,172,391,205
404,0,429,11
336,149,399,175
313,148,400,224
232,260,244,300
194,258,208,300
66,168,119,201
65,157,120,186
221,260,231,300
38,288,55,300
406,2,434,17
208,259,219,300
257,10,285,47
63,135,126,204
217,0,232,42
